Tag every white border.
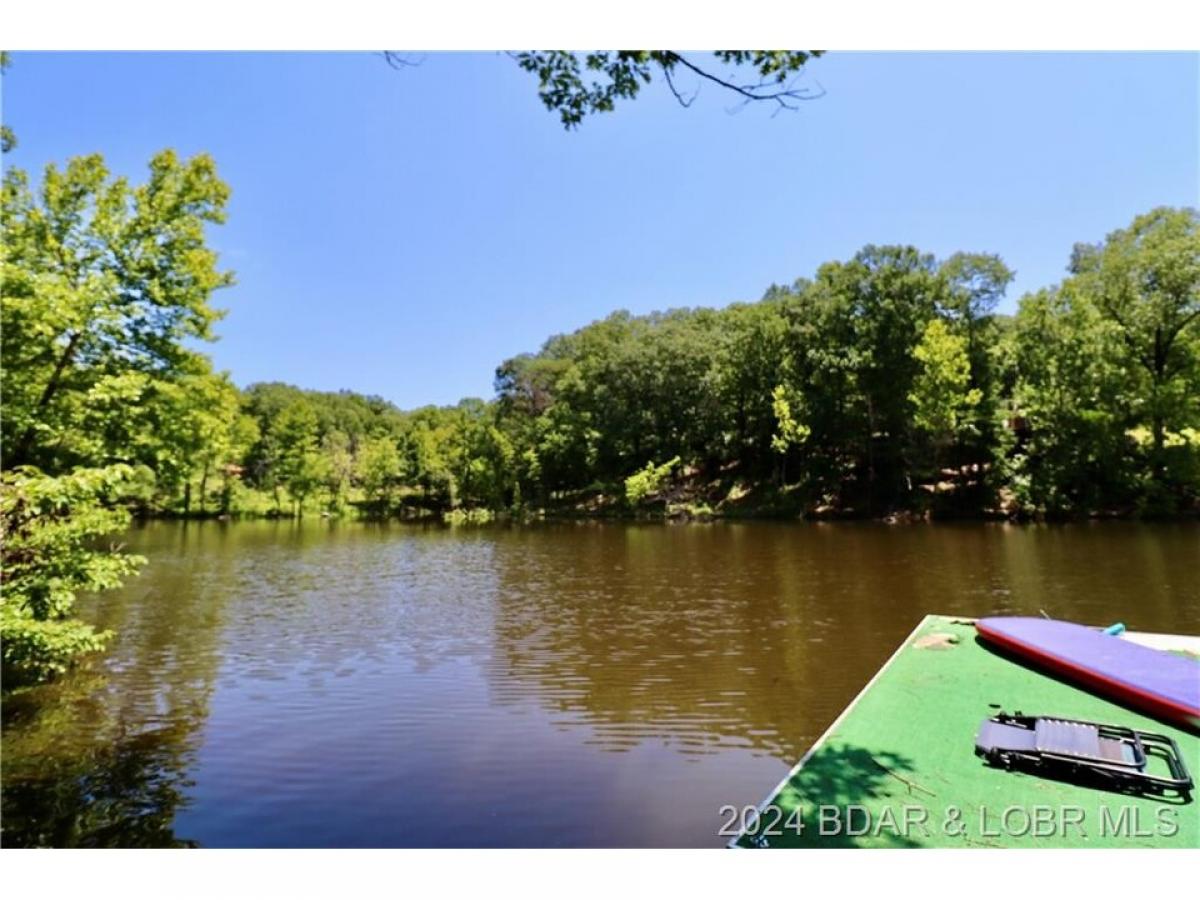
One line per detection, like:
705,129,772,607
1,1,1198,50
3,9,1198,889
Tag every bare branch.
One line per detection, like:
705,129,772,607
381,52,425,70
661,64,697,109
663,52,825,113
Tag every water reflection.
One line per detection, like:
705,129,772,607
2,519,1196,847
488,522,1199,765
1,531,229,848
2,698,198,848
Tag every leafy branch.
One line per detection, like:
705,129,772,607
509,51,825,128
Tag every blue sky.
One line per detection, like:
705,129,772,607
4,52,1197,408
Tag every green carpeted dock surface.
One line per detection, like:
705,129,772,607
733,615,1199,848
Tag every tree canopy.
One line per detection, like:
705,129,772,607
1,148,235,687
3,128,1197,687
513,51,825,127
384,50,825,128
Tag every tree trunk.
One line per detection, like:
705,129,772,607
9,331,83,468
1151,399,1166,484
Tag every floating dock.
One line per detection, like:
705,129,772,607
731,615,1200,848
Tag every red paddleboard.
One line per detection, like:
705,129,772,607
975,617,1200,730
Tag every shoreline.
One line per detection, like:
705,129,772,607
131,505,1200,526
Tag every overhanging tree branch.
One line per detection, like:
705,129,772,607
660,62,697,109
382,51,424,70
384,50,826,128
659,51,824,113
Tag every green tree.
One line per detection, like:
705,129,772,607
718,299,793,474
770,383,810,484
625,456,680,506
74,364,242,514
1,52,16,154
505,51,824,128
187,374,244,515
1,150,233,473
355,435,402,513
1,466,145,686
1004,285,1134,514
938,253,1014,496
909,318,982,448
272,402,320,515
940,252,1013,334
321,430,355,513
1072,207,1200,501
782,246,946,512
453,403,516,510
220,412,261,515
1,147,232,683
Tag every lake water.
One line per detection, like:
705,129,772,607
2,519,1197,847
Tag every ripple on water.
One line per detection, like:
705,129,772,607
4,519,1197,847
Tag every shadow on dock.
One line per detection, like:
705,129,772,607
740,745,926,848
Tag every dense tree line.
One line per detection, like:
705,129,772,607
489,223,1199,520
2,140,1197,684
11,196,1194,526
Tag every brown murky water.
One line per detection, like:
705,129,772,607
2,520,1197,847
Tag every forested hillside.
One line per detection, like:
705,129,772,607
131,226,1200,524
4,153,1198,525
3,146,1198,683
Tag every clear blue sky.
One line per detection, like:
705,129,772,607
4,52,1197,408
